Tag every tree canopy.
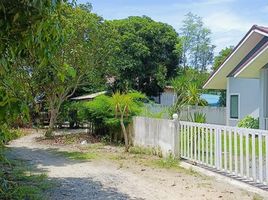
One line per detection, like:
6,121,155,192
213,46,233,71
180,12,215,71
109,16,183,96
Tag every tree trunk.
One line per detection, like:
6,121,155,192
45,108,58,138
120,115,129,152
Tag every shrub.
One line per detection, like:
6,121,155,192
188,112,206,123
79,92,145,143
237,116,259,129
0,125,23,147
0,158,50,200
58,101,84,128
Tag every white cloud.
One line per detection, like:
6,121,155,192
204,11,253,32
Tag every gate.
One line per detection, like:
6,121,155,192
179,121,268,186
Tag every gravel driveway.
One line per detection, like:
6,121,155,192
6,132,268,200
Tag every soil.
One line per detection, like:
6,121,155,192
6,129,268,200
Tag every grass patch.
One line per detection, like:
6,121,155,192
0,153,52,200
252,194,263,200
152,156,180,169
129,146,162,157
57,151,98,160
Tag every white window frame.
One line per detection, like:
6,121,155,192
229,93,240,120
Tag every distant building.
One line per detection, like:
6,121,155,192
152,86,220,107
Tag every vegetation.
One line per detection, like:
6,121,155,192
109,16,182,96
188,112,206,123
238,116,259,129
0,154,51,200
80,92,145,150
170,69,208,117
213,46,233,71
180,12,215,71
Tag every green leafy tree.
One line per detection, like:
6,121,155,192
213,46,233,71
0,0,65,135
109,16,182,96
37,5,118,137
180,12,215,71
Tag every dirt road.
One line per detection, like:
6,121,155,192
6,132,267,200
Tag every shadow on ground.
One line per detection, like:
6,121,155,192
47,177,144,200
5,146,144,200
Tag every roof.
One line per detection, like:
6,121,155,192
203,25,268,89
228,36,268,77
70,91,106,101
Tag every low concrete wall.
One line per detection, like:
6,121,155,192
144,104,226,125
133,117,178,157
180,106,226,125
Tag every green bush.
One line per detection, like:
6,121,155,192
0,125,23,147
58,101,84,128
188,112,206,123
237,116,259,129
78,92,145,142
0,157,51,200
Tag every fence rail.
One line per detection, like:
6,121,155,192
180,121,268,185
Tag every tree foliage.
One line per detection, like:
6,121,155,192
109,16,182,96
238,116,259,129
0,0,66,138
213,46,233,71
170,69,208,116
80,92,145,149
180,12,215,71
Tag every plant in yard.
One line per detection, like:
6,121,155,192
170,71,208,118
111,92,145,152
183,83,207,107
237,115,259,129
188,112,206,123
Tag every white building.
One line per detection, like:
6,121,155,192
203,25,268,130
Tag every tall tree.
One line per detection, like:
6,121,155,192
0,0,65,128
109,16,182,97
180,12,215,71
213,46,233,71
37,5,118,136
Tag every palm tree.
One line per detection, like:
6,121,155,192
111,92,145,152
183,83,206,108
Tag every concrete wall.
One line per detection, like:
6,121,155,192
133,117,178,157
180,106,226,125
227,77,260,126
144,104,226,125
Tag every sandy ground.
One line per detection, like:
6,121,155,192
6,131,268,200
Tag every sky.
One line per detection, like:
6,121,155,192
77,0,268,54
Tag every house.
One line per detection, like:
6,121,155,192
151,86,176,106
152,86,220,107
203,25,268,129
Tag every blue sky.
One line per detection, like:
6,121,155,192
77,0,268,54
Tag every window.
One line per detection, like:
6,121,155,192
230,94,239,119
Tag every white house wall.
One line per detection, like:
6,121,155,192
227,77,260,126
260,67,268,129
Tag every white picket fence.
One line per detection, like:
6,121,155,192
180,121,268,185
